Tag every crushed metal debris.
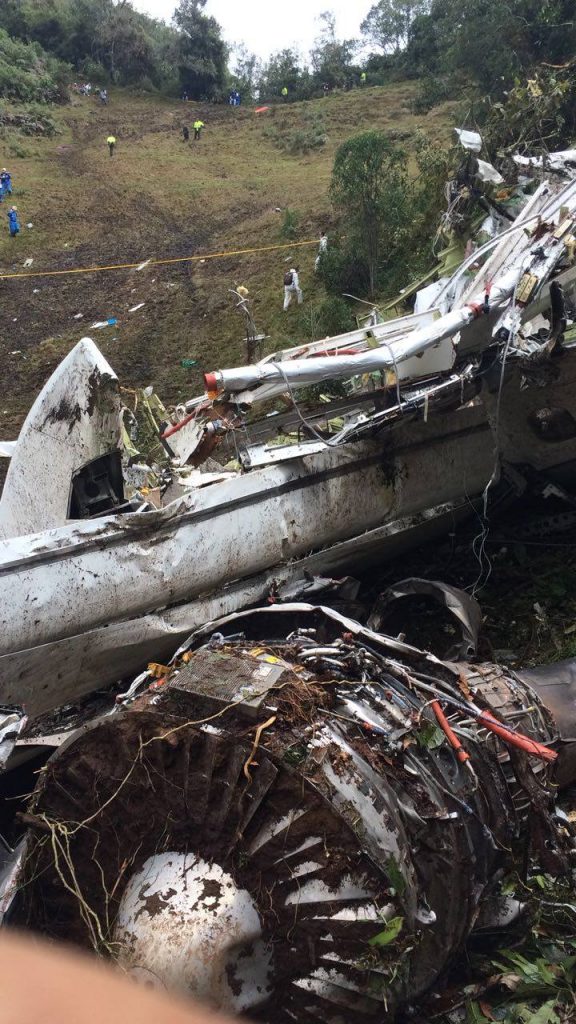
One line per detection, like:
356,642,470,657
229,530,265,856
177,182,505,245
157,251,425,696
1,133,576,1021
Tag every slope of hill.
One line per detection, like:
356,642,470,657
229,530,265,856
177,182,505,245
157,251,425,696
0,85,455,445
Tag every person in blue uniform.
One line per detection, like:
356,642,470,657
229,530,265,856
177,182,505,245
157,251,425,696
8,205,20,237
0,169,12,197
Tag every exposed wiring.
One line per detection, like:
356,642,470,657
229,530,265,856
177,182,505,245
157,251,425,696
469,281,520,596
272,339,404,447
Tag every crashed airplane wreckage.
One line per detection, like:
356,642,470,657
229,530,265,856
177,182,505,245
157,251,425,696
7,603,576,1023
3,146,576,715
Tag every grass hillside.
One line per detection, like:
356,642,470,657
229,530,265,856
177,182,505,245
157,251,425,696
0,85,455,443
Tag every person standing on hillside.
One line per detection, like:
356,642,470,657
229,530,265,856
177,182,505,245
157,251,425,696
281,86,288,100
315,232,328,270
360,71,367,86
107,134,116,157
182,125,190,142
8,206,20,238
193,119,205,140
283,266,303,310
0,169,12,198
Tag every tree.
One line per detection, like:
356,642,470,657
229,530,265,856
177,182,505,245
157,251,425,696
230,44,261,103
330,132,412,297
0,26,69,103
257,48,310,101
174,0,227,99
310,11,356,89
403,0,576,95
94,2,155,84
427,0,525,95
361,0,431,54
0,0,187,93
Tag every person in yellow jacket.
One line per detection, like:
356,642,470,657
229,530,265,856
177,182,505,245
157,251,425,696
193,119,205,140
107,134,116,157
281,86,288,100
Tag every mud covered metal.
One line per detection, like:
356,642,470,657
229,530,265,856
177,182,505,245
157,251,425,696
13,604,569,1023
114,852,273,1012
0,338,121,541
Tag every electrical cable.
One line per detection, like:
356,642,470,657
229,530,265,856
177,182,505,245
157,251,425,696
469,280,520,596
273,362,343,447
270,338,405,449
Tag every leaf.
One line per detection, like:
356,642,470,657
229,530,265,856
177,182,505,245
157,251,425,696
501,877,517,896
479,1001,495,1020
498,972,523,991
368,916,404,947
385,856,406,898
466,1002,488,1024
535,959,557,986
417,721,445,750
499,952,542,984
523,999,559,1024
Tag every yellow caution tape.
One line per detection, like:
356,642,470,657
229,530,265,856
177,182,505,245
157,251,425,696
0,238,320,281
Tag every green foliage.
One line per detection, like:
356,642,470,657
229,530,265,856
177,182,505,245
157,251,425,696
174,0,227,100
257,26,364,101
229,44,261,104
280,209,299,239
266,110,327,156
412,129,454,236
403,0,576,98
410,75,452,113
416,721,445,749
310,11,357,90
320,128,453,302
480,68,576,158
368,916,404,946
297,296,356,339
0,0,203,95
317,245,371,298
0,28,69,103
91,3,157,86
257,48,313,102
329,131,413,297
434,872,576,1024
361,0,431,54
385,856,407,896
357,0,576,101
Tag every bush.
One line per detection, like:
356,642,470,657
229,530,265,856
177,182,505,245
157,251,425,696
265,111,327,156
77,59,109,87
411,76,452,114
0,30,69,103
317,246,371,297
280,209,299,240
0,109,58,136
8,140,32,158
298,296,356,339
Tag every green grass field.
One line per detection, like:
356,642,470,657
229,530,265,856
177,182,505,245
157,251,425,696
0,84,455,442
